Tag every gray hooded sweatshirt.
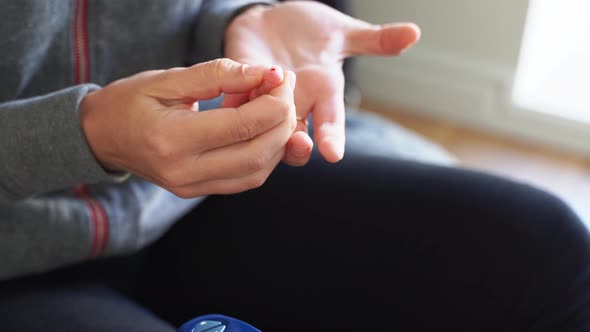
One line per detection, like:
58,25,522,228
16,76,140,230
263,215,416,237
0,0,273,281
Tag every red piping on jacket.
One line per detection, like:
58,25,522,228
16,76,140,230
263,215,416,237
73,185,109,257
73,0,109,257
74,0,89,85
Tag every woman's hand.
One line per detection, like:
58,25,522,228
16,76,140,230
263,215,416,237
80,58,297,198
225,1,420,166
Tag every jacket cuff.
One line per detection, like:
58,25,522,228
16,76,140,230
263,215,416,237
192,0,275,62
0,84,129,201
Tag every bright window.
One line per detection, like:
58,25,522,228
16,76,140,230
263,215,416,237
513,0,590,124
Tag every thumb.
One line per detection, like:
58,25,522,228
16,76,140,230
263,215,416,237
344,22,421,56
151,58,276,101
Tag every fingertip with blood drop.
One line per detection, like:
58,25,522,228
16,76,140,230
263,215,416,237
261,65,284,90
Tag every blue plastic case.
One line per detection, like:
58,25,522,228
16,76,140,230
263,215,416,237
179,314,261,332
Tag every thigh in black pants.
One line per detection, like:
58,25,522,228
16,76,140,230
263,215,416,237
1,153,590,331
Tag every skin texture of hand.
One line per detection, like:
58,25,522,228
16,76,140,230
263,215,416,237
224,1,421,166
80,58,297,198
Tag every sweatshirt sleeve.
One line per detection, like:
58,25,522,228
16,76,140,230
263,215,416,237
0,84,129,202
191,0,276,62
0,176,203,281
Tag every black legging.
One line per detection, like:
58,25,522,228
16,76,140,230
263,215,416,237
1,152,589,332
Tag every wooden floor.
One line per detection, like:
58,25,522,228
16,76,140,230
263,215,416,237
363,103,590,225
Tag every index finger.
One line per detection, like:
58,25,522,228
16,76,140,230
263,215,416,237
188,71,296,151
152,58,271,100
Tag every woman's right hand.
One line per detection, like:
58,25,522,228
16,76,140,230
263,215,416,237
80,58,297,198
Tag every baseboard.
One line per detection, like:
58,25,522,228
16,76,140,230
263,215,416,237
354,47,590,157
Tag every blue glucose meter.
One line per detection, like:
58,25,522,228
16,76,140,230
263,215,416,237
179,314,261,332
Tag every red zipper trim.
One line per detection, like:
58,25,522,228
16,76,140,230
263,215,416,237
73,185,110,257
73,0,109,257
73,0,89,84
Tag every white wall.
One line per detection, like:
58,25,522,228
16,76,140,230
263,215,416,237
350,0,590,156
351,0,529,68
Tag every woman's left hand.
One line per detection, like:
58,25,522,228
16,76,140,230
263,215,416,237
224,1,420,166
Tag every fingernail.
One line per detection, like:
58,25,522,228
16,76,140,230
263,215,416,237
243,64,266,76
325,139,344,162
292,144,308,158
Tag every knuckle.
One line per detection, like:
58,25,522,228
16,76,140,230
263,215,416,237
257,94,292,120
144,125,171,155
158,169,185,188
275,98,292,119
147,137,176,161
145,131,163,154
170,187,195,199
211,58,237,80
245,173,269,190
278,100,293,118
244,153,268,173
231,109,255,141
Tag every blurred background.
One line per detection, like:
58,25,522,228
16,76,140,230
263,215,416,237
338,0,590,224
